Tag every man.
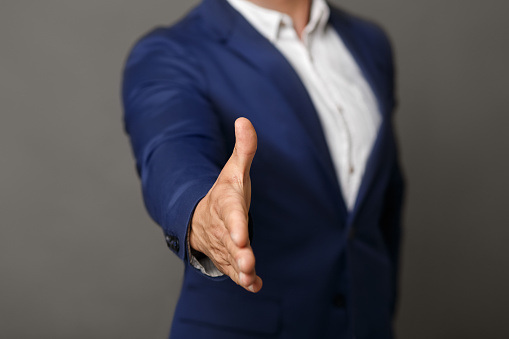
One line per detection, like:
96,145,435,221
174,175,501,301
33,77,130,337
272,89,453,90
122,0,404,338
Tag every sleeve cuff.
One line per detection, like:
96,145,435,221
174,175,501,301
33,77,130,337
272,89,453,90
186,222,224,277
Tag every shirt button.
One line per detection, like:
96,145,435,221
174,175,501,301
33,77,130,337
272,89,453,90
349,165,355,174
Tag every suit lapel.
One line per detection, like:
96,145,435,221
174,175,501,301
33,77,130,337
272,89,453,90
227,27,349,215
200,0,347,218
328,7,393,222
199,0,394,222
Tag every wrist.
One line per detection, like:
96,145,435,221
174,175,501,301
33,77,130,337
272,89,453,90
189,195,208,254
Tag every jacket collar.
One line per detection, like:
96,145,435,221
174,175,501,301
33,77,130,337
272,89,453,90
198,0,392,221
224,0,330,44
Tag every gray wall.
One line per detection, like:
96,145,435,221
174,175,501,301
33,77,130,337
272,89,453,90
1,0,508,338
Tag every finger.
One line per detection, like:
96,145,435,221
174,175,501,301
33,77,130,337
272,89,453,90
222,263,262,293
223,237,256,275
230,250,258,287
221,264,240,286
229,117,257,175
222,205,250,248
219,231,257,285
237,268,262,293
249,276,263,293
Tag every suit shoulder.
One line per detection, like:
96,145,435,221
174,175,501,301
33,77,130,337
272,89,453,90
122,7,210,106
330,6,394,58
122,5,209,84
127,6,204,60
329,6,397,107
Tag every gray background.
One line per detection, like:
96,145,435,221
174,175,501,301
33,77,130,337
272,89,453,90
1,0,508,338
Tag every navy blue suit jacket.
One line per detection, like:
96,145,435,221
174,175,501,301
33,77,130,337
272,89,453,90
122,0,404,338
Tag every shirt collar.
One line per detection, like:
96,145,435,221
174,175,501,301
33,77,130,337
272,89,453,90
305,0,330,37
226,0,330,43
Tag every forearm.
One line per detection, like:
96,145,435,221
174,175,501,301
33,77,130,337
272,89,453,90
123,30,228,264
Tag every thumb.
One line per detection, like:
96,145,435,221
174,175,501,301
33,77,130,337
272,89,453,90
230,117,257,174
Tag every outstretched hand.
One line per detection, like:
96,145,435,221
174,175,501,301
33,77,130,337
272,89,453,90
189,118,262,293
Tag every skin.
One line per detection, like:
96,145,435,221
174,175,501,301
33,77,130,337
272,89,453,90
190,118,261,292
189,0,312,293
248,0,312,38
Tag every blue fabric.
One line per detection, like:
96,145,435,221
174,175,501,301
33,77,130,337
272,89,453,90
122,0,404,338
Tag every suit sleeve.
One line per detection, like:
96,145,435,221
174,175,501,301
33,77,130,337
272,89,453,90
122,30,228,278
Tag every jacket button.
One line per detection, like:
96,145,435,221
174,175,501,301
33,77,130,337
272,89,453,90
333,294,346,308
165,235,180,253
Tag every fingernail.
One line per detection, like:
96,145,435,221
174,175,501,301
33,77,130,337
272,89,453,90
237,257,244,271
231,232,239,245
248,285,255,292
239,272,246,285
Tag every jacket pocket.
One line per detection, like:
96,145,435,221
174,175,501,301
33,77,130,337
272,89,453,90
177,286,281,336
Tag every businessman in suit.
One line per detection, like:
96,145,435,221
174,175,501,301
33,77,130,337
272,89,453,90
122,0,404,338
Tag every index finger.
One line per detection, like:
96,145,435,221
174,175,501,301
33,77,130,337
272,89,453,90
223,206,250,248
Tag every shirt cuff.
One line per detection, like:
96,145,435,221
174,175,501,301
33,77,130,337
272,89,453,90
186,221,224,277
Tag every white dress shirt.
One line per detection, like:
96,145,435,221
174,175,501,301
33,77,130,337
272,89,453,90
190,0,381,276
228,0,381,210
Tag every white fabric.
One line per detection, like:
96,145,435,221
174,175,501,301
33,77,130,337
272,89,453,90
228,0,381,210
190,0,381,276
